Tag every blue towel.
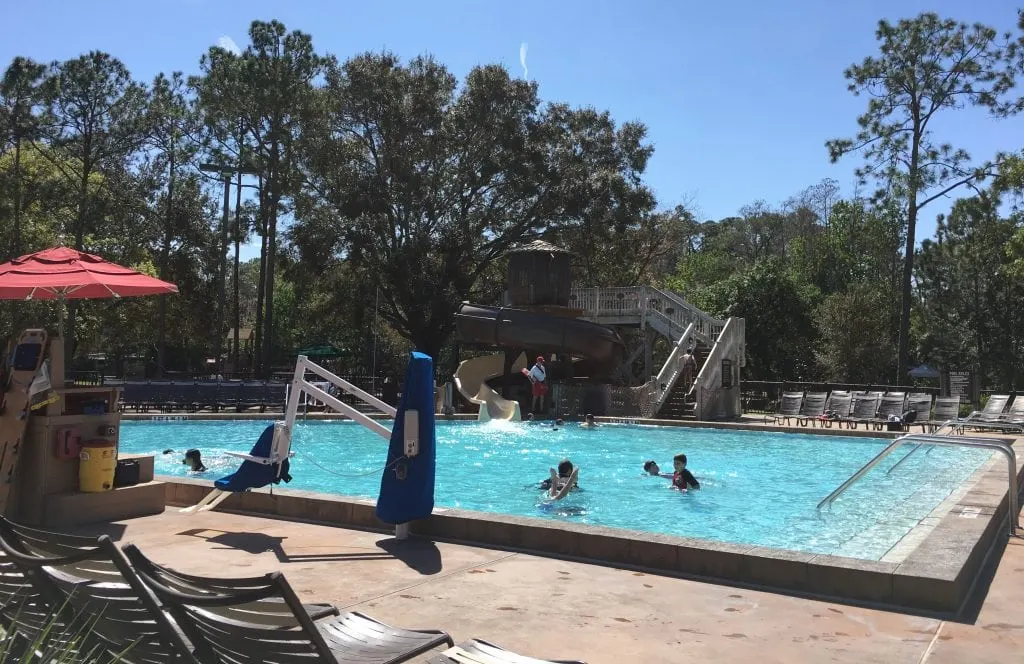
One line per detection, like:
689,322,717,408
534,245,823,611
214,424,292,492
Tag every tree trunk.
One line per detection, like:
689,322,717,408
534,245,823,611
262,194,278,379
156,148,175,378
254,196,268,378
897,119,922,384
233,169,242,375
12,138,22,258
67,140,93,360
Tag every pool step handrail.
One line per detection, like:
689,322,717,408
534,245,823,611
883,420,961,476
816,432,1018,537
181,355,397,514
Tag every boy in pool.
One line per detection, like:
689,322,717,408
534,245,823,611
580,414,598,428
539,459,580,492
672,453,699,490
183,448,207,472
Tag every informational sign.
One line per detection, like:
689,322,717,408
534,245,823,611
949,371,971,399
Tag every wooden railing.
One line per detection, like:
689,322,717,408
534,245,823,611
568,286,725,346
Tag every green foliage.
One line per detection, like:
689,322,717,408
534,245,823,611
915,194,1024,388
826,11,1017,379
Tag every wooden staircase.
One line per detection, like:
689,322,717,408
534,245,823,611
656,343,709,420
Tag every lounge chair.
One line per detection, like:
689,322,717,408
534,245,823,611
0,521,108,655
764,392,803,426
123,543,454,664
794,392,828,427
841,394,880,429
868,394,908,430
0,518,196,663
921,397,962,433
905,393,933,431
428,639,586,664
962,394,1011,429
817,391,852,428
995,397,1024,431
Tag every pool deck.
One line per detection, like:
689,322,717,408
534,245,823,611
73,507,1024,664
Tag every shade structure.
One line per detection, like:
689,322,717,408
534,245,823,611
909,364,941,379
0,246,178,338
295,343,347,358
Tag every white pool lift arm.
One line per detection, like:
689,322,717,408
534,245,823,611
181,355,397,514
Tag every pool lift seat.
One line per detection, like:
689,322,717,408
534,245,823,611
181,355,397,514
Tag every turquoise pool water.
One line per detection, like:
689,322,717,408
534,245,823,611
120,420,994,560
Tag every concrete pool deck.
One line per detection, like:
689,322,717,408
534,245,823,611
71,508,1024,664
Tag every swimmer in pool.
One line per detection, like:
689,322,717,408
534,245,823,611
642,460,673,478
671,453,699,490
183,448,207,472
580,413,598,428
539,459,580,492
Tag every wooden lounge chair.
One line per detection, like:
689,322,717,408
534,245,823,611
921,397,962,433
428,639,586,664
764,392,803,426
123,543,454,664
0,518,196,663
794,392,828,427
841,394,879,430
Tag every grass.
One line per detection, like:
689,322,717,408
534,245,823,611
0,600,137,664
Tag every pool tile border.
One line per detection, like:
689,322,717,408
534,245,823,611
160,427,1021,614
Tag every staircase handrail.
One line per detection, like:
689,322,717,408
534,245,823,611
650,323,696,414
688,317,733,411
651,287,726,341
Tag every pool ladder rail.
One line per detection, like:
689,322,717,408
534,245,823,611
817,429,1019,537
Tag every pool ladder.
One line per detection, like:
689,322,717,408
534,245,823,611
816,430,1019,537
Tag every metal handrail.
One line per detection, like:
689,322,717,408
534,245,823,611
817,433,1018,536
884,420,960,475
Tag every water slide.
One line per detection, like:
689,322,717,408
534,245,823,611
453,303,625,420
453,352,527,422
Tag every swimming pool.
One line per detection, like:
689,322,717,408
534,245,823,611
120,420,994,561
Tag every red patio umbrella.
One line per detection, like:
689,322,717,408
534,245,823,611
0,246,178,338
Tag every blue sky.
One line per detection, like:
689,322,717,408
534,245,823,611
3,0,1021,261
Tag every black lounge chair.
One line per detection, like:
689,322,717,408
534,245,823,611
428,639,586,664
795,392,828,427
921,397,962,433
818,391,852,428
118,539,334,623
841,394,880,430
868,394,908,430
764,392,803,426
0,518,196,663
905,393,933,432
0,519,110,654
124,543,454,664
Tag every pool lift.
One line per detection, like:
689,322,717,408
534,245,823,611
180,355,404,527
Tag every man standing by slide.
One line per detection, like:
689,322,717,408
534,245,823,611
527,356,547,414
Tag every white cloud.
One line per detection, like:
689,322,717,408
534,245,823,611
216,36,242,55
519,42,529,80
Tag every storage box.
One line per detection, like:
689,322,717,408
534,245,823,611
113,458,140,488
